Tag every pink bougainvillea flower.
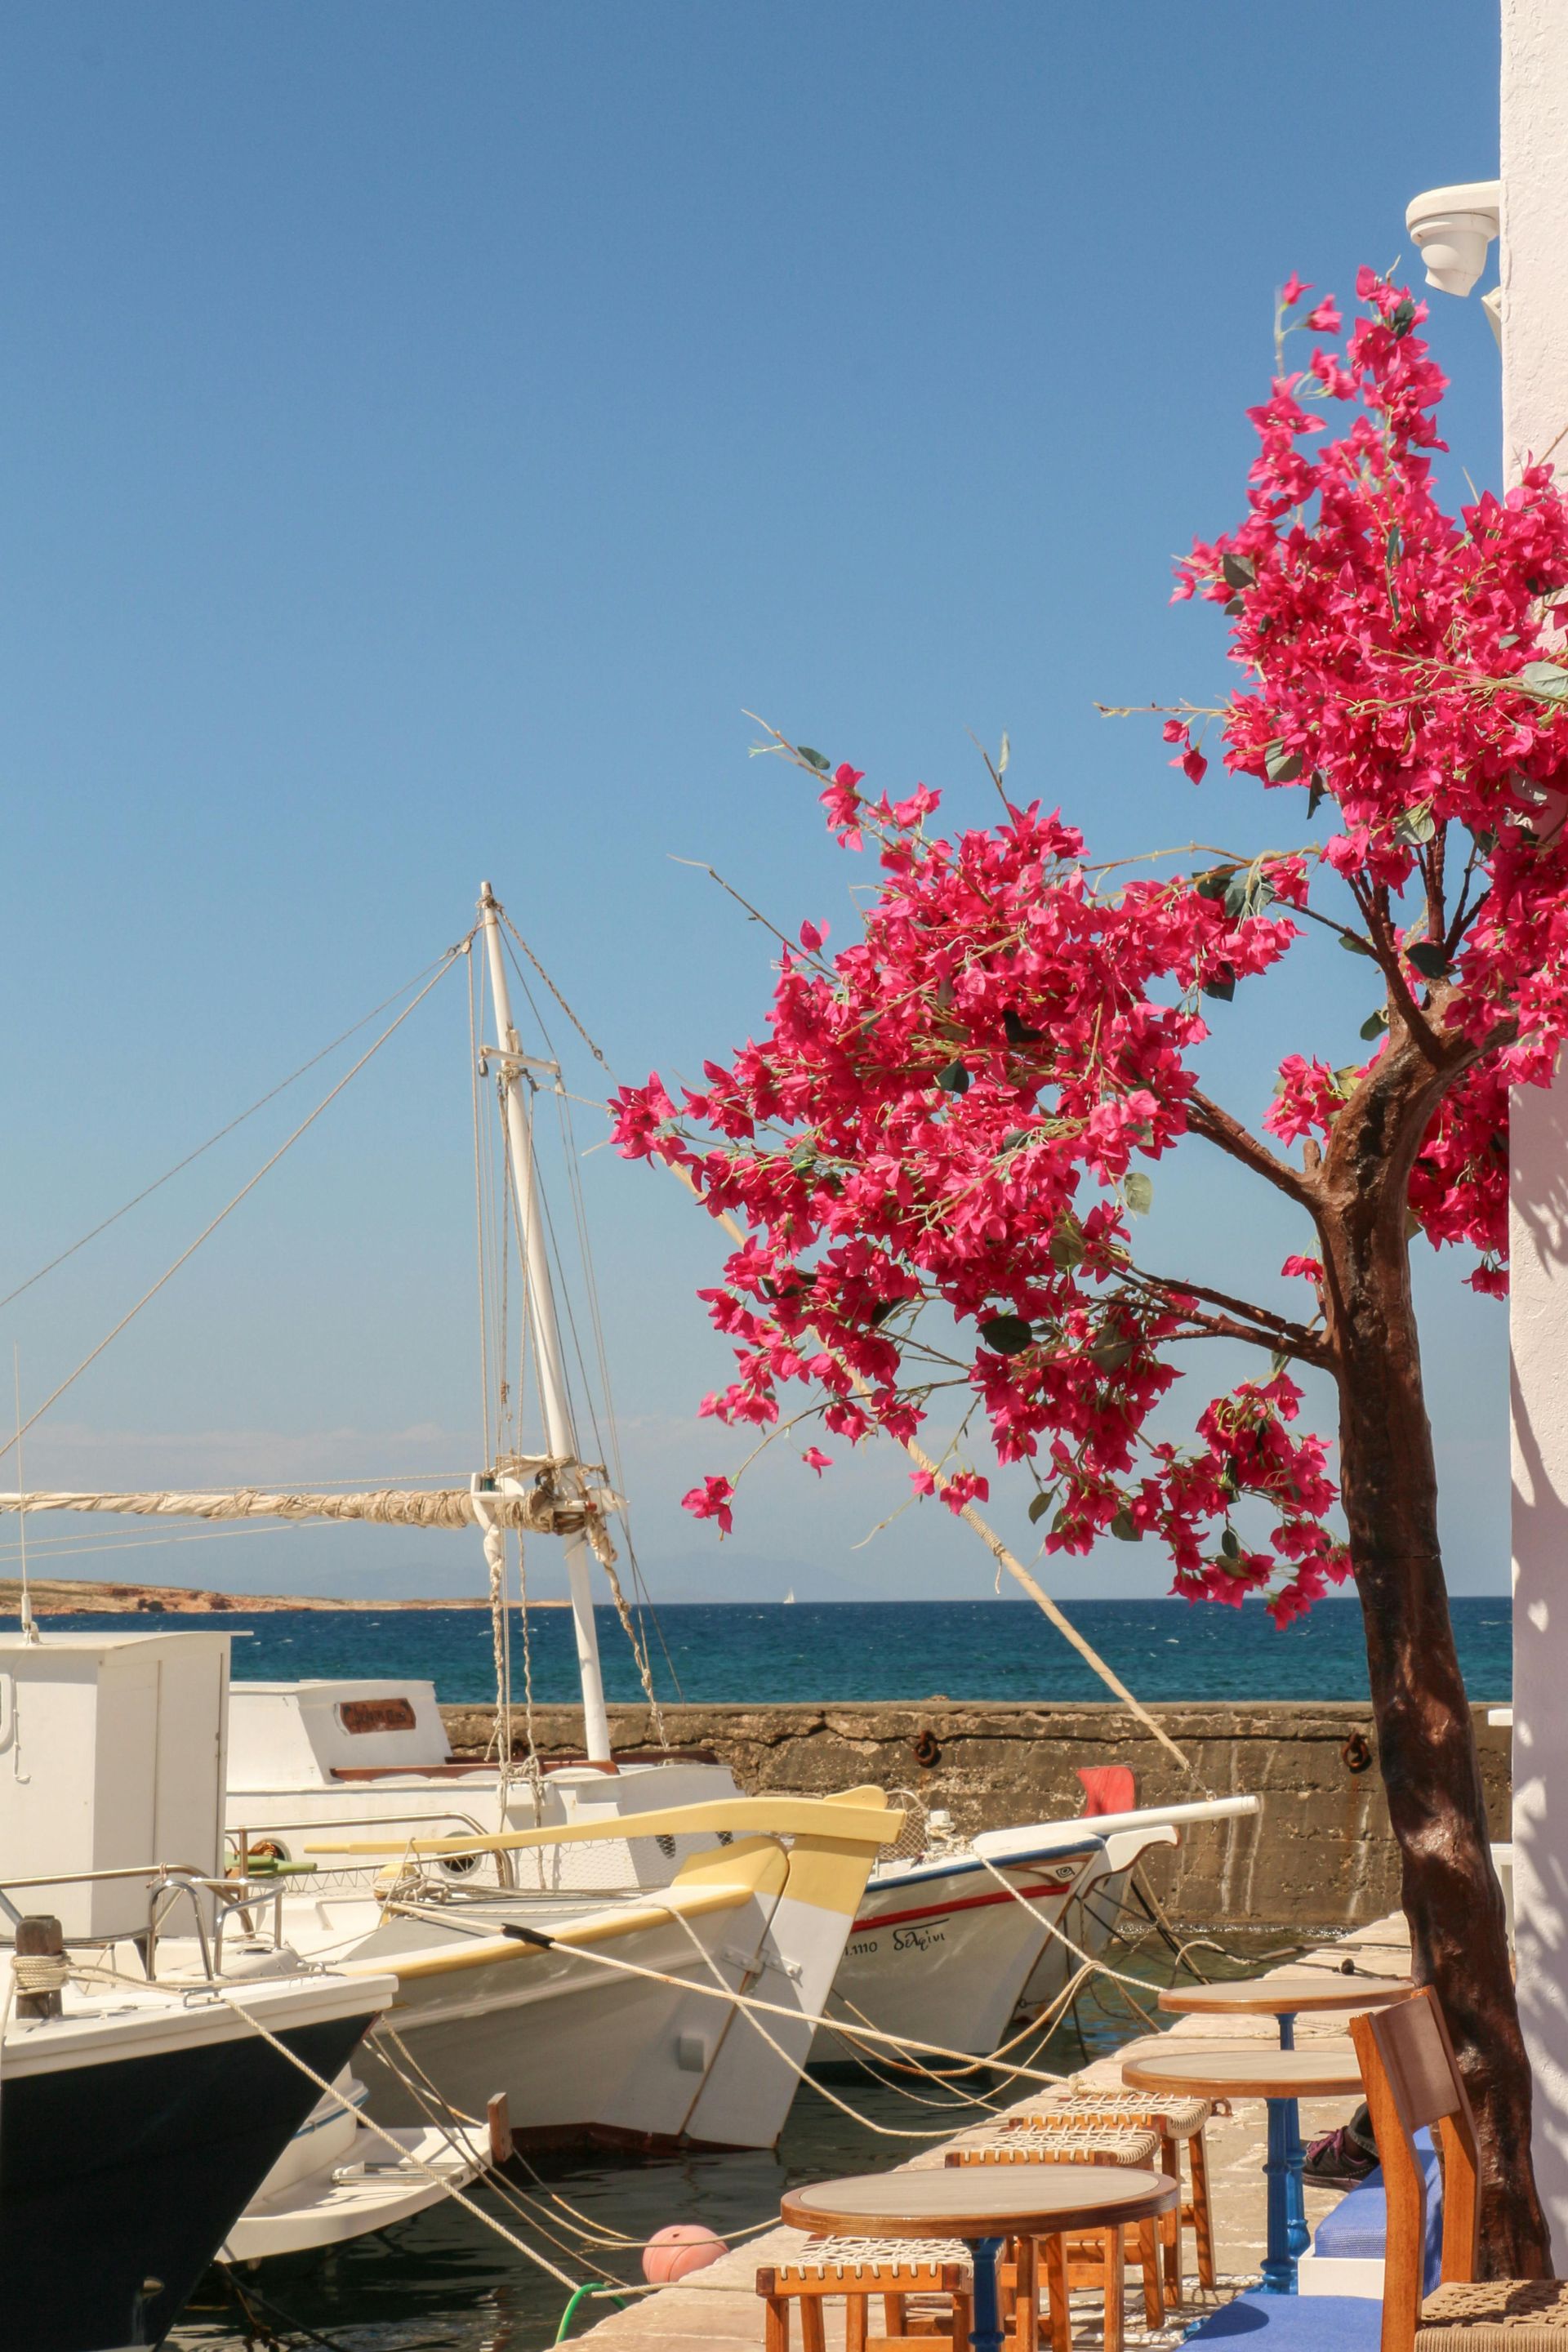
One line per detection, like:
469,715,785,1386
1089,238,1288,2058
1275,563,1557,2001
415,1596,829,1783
800,1446,833,1475
681,1475,735,1535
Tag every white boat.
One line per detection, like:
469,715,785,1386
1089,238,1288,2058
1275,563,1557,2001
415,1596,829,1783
216,2069,487,2264
0,1627,399,2352
808,1799,1262,2061
300,1785,902,2149
814,1819,1111,2060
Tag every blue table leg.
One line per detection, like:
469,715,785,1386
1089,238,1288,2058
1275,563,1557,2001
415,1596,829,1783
1261,2096,1296,2292
965,2236,1004,2352
1258,2009,1307,2293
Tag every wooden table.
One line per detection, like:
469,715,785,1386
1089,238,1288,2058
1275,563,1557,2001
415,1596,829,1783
1155,1969,1410,2292
1158,1969,1412,2040
782,2167,1178,2352
1122,2039,1366,2295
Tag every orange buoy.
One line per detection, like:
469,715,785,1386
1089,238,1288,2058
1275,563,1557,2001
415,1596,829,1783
641,2224,728,2283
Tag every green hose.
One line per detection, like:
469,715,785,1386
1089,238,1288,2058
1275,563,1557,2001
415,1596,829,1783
554,2282,624,2341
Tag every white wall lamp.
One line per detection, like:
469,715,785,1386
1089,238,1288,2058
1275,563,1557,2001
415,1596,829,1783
1406,180,1503,340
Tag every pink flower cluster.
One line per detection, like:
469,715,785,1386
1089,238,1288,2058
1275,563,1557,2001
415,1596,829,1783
621,274,1568,1625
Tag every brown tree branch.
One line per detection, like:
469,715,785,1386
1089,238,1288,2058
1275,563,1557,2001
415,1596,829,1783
1186,1089,1320,1209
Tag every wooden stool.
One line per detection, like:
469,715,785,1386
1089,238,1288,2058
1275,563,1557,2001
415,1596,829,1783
1007,2090,1215,2300
757,2237,973,2350
949,2132,1165,2344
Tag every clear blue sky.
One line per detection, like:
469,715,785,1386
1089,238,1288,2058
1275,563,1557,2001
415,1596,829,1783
0,2,1510,1603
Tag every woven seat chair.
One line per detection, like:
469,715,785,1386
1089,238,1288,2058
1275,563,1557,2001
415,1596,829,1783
1187,1984,1568,2349
756,2236,974,2351
1002,2087,1215,2301
947,2127,1166,2347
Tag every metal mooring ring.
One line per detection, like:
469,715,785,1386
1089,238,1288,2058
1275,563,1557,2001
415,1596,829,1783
1342,1731,1373,1775
911,1727,942,1768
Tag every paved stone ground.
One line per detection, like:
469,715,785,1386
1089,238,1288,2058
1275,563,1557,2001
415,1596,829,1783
568,1914,1412,2348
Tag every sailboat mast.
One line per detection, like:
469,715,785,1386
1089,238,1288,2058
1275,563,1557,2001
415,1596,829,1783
478,882,612,1765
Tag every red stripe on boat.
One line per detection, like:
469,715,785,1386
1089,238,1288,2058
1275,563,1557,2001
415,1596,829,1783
851,1877,1074,1934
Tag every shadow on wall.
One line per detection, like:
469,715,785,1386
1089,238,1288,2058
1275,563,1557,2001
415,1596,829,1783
1510,1065,1568,2258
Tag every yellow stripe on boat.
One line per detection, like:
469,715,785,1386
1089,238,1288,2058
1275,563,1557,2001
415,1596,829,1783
340,1837,791,1983
308,1786,902,1861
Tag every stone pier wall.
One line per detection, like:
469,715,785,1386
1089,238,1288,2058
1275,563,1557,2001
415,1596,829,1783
440,1698,1511,1936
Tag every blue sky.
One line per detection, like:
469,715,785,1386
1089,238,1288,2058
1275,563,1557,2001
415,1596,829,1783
0,2,1512,1604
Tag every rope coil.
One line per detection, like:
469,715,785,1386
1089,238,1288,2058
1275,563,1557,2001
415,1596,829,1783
11,1952,69,1996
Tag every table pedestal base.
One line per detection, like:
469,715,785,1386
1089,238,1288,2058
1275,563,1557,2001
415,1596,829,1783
1261,2096,1311,2293
964,2235,1004,2352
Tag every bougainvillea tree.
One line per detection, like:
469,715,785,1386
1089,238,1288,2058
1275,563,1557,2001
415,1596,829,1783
615,272,1568,2265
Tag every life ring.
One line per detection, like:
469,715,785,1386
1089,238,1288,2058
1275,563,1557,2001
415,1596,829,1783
911,1728,942,1769
1342,1731,1373,1775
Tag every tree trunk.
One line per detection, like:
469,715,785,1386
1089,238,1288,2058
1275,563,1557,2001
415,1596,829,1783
1321,1071,1548,2276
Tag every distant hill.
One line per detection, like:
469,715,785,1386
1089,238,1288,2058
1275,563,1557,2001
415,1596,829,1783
0,1577,566,1615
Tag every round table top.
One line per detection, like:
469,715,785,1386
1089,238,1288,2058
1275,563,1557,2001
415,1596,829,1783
1121,2040,1364,2101
1160,1969,1413,2020
781,2165,1178,2242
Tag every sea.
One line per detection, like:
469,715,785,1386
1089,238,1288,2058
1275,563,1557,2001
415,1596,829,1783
37,1592,1514,1704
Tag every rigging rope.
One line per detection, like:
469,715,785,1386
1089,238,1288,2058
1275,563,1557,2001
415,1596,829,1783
0,948,469,1321
0,948,470,1472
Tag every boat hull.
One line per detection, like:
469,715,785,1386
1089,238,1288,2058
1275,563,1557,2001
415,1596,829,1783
0,2010,376,2352
813,1839,1102,2061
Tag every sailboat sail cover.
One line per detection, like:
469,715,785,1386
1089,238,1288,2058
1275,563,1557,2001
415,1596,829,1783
0,1487,612,1536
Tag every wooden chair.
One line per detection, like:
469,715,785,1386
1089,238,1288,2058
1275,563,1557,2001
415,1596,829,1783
947,2129,1167,2344
1186,1984,1568,2347
756,2239,973,2350
1004,2088,1216,2301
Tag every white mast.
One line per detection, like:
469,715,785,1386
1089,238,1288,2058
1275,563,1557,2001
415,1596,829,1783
478,882,612,1765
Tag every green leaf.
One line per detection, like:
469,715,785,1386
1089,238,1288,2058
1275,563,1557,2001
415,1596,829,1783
978,1312,1034,1356
1219,1526,1241,1561
1201,974,1236,1002
1405,1208,1423,1241
1269,1348,1291,1378
1089,1333,1135,1372
1393,803,1437,847
1049,1504,1073,1537
1406,940,1452,981
1222,552,1257,591
798,746,831,772
1520,660,1568,704
1224,862,1276,922
1332,1065,1362,1098
1307,774,1329,820
1194,867,1233,902
1264,741,1303,783
1339,932,1376,958
1003,1009,1045,1045
1049,1223,1085,1273
1389,296,1418,340
1360,1008,1389,1040
934,1059,970,1094
1124,1171,1154,1217
1027,1490,1052,1525
1110,1507,1142,1543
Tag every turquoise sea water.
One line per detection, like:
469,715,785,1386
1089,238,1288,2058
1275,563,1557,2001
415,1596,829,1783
29,1593,1512,1703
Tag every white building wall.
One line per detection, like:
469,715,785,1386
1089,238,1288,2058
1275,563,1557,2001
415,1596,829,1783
1505,0,1568,2263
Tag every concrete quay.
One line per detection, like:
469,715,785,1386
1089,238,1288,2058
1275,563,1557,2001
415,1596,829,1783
563,1913,1408,2349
